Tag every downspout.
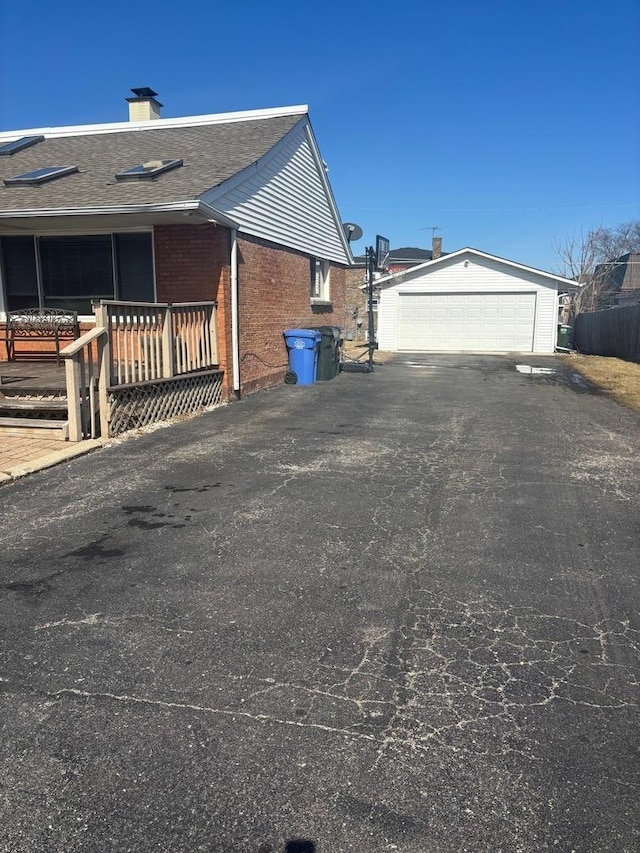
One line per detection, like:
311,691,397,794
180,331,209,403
230,228,241,395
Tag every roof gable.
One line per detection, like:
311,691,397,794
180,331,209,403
203,122,351,264
376,247,580,290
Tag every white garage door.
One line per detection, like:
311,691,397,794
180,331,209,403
397,292,536,352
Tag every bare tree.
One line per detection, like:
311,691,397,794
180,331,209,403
554,220,640,313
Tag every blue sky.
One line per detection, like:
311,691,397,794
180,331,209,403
1,0,638,272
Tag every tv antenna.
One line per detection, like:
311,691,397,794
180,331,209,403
420,225,441,239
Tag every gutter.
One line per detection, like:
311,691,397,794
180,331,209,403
0,200,240,230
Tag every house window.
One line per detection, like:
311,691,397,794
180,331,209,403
310,257,330,301
0,232,155,316
114,233,155,303
1,236,39,311
40,236,114,313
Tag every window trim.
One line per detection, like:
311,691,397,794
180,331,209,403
310,257,331,304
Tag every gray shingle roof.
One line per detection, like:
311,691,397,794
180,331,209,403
388,247,433,261
0,115,302,211
353,247,435,264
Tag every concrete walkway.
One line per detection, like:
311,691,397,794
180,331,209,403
0,361,100,482
0,433,102,483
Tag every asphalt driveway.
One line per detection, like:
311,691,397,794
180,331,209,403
1,354,639,852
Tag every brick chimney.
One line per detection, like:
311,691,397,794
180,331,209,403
432,236,442,260
126,87,163,121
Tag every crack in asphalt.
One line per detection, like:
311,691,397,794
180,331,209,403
28,686,381,744
16,594,639,771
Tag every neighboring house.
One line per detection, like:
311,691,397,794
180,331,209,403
376,248,580,353
344,238,443,340
343,254,368,340
386,238,444,272
0,88,353,399
594,253,640,310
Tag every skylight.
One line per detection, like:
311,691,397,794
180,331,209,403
0,135,45,156
3,166,78,186
115,159,183,181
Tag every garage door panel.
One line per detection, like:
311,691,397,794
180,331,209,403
397,292,535,351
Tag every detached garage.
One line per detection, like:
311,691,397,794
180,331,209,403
377,248,579,354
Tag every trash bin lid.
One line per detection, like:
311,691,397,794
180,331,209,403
284,328,322,339
309,325,341,334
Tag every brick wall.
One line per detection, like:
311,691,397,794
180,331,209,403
0,322,94,361
237,234,348,395
154,223,234,398
344,265,368,340
0,227,350,402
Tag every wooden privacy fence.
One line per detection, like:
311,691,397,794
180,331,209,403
574,304,640,364
62,300,223,440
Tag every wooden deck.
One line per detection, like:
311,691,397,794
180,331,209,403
0,361,68,392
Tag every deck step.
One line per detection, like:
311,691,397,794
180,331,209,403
0,385,67,396
0,417,69,440
0,397,68,413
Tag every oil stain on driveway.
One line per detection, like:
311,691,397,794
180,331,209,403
0,354,638,852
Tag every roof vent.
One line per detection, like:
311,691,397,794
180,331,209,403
126,87,163,121
115,159,183,181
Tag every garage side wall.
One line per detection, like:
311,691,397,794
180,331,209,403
378,255,558,353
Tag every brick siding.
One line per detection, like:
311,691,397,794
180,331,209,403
1,226,349,401
154,223,234,398
344,265,368,340
237,234,348,394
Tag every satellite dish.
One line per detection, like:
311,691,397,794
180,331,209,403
343,222,363,243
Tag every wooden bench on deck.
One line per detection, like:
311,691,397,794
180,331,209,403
4,308,80,366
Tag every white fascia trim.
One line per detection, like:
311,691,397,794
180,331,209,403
375,247,581,290
0,105,309,141
195,201,240,229
303,122,354,264
0,200,239,229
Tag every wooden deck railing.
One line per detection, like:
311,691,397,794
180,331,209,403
94,301,219,387
60,326,108,441
59,301,220,442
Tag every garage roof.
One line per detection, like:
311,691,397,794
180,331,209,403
375,247,581,290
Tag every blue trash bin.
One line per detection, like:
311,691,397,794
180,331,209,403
283,329,322,385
